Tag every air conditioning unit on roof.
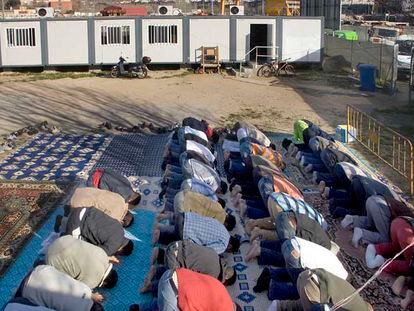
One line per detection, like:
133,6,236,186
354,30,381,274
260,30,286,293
230,5,244,15
36,7,54,18
158,5,173,15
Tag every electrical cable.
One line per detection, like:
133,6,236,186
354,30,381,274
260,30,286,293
331,241,414,311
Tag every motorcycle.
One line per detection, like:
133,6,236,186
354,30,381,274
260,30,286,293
111,56,151,79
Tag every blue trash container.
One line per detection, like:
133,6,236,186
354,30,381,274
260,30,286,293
358,64,376,92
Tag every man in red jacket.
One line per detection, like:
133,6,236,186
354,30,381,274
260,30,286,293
130,268,241,311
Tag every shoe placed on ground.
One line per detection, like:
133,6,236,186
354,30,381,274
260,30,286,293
352,227,363,248
27,126,39,135
341,215,354,229
50,126,60,135
253,267,270,293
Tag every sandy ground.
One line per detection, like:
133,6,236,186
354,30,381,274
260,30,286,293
0,70,411,140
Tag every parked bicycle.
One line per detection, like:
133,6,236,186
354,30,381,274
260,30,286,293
256,58,295,78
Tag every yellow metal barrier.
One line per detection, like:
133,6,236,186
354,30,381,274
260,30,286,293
347,105,414,196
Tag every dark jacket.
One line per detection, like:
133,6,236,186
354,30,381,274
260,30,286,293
183,150,214,168
87,168,133,202
165,240,225,282
350,176,397,214
320,147,357,173
182,117,208,133
295,213,331,250
65,207,128,256
312,268,370,311
353,176,396,200
302,120,334,145
383,196,414,219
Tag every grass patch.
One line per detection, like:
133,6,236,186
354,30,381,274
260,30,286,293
155,70,193,79
26,72,103,81
0,72,105,84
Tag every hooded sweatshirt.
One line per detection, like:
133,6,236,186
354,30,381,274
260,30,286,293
65,206,128,256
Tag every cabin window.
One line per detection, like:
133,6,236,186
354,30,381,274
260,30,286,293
6,28,36,47
101,25,130,45
148,25,178,44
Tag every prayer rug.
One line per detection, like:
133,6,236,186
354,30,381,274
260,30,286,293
0,180,72,277
93,133,171,178
223,201,271,311
0,133,111,181
0,179,158,310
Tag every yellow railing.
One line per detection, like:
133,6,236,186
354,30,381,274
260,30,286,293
347,105,414,196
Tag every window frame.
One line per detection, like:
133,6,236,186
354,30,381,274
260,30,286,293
148,24,178,45
100,25,131,46
6,27,36,48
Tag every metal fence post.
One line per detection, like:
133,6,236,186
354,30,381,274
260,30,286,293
346,106,350,143
350,39,353,72
379,41,383,83
411,148,414,196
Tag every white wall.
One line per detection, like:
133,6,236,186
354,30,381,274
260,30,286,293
94,19,135,64
142,19,182,63
236,19,276,61
189,19,229,62
281,18,322,62
0,21,42,66
47,20,88,65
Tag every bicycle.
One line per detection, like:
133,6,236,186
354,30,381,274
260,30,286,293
257,58,295,78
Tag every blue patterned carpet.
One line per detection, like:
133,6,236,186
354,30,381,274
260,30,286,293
93,133,171,178
0,133,110,181
0,203,156,310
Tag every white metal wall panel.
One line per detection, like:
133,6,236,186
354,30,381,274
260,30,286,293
281,18,322,62
189,19,229,62
94,19,135,64
236,19,276,61
47,20,88,65
142,19,182,63
0,21,41,66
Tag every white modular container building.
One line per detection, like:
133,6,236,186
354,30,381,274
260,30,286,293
0,16,324,68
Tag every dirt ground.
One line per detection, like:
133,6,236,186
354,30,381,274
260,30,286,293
0,69,412,140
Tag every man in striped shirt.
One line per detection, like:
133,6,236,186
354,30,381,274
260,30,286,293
238,174,304,220
246,192,328,242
